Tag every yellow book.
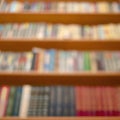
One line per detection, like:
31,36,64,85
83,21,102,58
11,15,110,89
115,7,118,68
103,24,111,40
97,2,109,13
92,26,99,40
69,24,80,40
38,49,44,72
90,52,97,72
46,24,53,38
72,2,80,13
25,52,33,71
57,2,66,12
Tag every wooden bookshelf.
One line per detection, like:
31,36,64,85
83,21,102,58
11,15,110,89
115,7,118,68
0,0,120,119
0,72,120,86
1,117,120,120
0,13,120,24
0,39,120,51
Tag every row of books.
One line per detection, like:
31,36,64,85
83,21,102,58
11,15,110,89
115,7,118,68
0,0,120,13
0,48,120,72
0,23,120,40
0,86,120,117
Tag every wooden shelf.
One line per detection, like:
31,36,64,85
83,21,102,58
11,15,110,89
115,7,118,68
0,72,120,86
1,117,120,120
0,13,120,24
0,39,120,51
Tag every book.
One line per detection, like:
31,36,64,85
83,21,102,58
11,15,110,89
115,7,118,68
19,85,31,117
84,52,91,71
12,87,22,116
6,87,16,116
0,86,10,117
48,86,57,116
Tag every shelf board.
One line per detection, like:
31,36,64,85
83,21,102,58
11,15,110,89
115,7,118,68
0,72,120,86
0,13,120,24
0,39,120,51
1,117,120,120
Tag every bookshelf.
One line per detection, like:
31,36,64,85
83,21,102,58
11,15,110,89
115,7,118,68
0,39,120,51
0,72,120,86
0,0,120,119
0,13,120,24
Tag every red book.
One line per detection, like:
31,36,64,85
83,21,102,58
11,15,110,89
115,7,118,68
34,52,40,70
0,86,10,117
96,87,103,116
90,87,97,116
75,86,81,116
116,87,120,116
110,87,118,116
82,87,90,116
101,87,109,116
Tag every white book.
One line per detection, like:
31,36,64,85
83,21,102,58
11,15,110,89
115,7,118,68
57,24,65,39
112,2,119,13
58,51,66,72
57,2,66,12
92,26,98,40
80,2,85,13
19,85,32,117
89,3,96,13
36,24,46,39
46,24,53,38
69,24,81,40
66,52,74,72
0,0,4,11
25,52,33,71
72,2,80,13
66,2,73,13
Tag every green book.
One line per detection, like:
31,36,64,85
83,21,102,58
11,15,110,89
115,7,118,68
84,52,91,71
6,87,16,116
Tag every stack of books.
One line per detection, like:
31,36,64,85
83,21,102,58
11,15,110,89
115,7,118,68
0,86,120,117
0,23,120,40
0,48,120,72
0,0,120,13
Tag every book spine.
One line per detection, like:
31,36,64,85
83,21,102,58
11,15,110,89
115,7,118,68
6,87,16,116
31,50,37,70
84,52,91,71
19,85,31,117
69,86,76,116
75,86,80,116
12,87,22,116
0,86,10,117
56,86,63,116
48,86,57,116
27,87,40,116
58,51,66,72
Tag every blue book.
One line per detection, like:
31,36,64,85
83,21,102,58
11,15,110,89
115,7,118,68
12,87,22,116
44,49,56,72
48,87,57,116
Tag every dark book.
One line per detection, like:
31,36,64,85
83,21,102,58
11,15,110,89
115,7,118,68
69,86,76,116
12,87,22,116
62,87,69,116
56,86,63,116
6,87,16,116
48,86,57,116
27,87,40,116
